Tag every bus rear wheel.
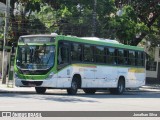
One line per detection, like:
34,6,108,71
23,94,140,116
67,78,78,95
35,87,46,94
83,89,96,94
109,78,125,95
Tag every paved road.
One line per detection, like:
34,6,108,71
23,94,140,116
0,89,160,111
0,90,160,120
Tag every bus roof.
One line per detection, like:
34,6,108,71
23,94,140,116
81,37,120,44
61,35,144,51
20,34,57,38
19,34,144,51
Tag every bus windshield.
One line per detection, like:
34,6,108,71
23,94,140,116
16,45,55,74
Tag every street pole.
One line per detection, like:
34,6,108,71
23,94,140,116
91,0,97,37
2,0,10,84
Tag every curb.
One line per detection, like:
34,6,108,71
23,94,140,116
0,85,36,93
0,87,160,94
1,83,160,93
139,88,160,92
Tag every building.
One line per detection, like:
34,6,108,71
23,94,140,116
146,47,160,84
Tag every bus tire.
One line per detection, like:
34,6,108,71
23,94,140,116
35,87,46,94
67,78,78,95
109,78,125,95
83,89,96,94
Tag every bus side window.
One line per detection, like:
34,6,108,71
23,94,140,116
107,48,115,64
141,52,145,66
84,45,94,62
58,47,62,64
117,49,125,65
58,46,69,65
71,43,82,62
128,50,135,66
95,46,105,63
124,50,129,65
58,42,70,70
135,51,138,66
114,49,118,65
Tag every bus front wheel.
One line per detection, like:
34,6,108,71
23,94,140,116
35,87,46,94
67,78,78,95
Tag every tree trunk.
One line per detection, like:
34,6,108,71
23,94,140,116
130,32,147,46
130,13,158,46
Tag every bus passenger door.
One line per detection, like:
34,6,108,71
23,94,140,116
57,42,71,88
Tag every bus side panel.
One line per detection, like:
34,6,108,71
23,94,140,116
55,65,145,89
57,66,72,88
40,75,58,87
71,64,96,88
126,68,145,88
56,64,96,88
135,72,146,87
95,66,118,88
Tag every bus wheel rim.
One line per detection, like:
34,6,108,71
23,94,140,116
119,82,123,92
72,81,77,90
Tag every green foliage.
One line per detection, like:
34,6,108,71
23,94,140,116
107,5,149,44
36,5,57,28
2,0,160,46
146,34,160,47
0,34,3,39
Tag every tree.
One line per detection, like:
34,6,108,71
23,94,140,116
111,0,160,46
107,5,148,44
0,0,42,43
1,0,160,46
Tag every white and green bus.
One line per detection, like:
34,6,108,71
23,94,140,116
14,34,146,95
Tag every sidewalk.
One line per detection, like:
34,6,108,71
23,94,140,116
140,84,160,92
0,82,160,93
0,81,35,93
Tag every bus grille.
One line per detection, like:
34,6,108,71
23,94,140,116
21,81,43,86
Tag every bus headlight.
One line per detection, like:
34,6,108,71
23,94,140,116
47,72,54,79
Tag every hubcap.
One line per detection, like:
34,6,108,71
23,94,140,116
118,82,123,92
72,81,77,90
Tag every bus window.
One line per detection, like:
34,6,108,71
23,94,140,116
135,51,144,66
141,52,145,66
83,45,94,62
128,50,135,66
106,48,117,65
118,49,125,65
124,50,129,65
95,46,105,63
58,42,69,66
71,43,82,62
136,51,139,66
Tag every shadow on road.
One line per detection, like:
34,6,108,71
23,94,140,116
0,91,98,103
0,90,160,103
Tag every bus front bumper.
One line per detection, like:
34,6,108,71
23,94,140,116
15,78,57,87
